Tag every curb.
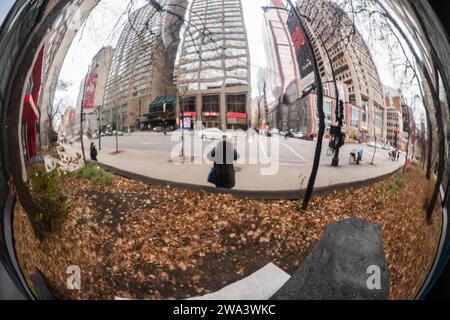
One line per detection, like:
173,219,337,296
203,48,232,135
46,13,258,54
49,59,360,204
90,161,403,200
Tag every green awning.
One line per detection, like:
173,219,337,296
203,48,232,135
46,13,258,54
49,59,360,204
150,95,177,109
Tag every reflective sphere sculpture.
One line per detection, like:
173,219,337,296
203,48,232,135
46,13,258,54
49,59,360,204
0,0,449,300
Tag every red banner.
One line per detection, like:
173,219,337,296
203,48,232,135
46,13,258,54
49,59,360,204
83,73,96,112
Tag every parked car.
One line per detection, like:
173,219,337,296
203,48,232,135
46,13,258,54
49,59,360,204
153,125,175,133
292,131,303,139
198,128,231,140
300,132,314,141
285,131,295,139
112,130,124,136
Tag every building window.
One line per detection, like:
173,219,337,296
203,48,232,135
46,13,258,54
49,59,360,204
362,101,368,126
351,107,360,128
181,96,196,112
375,104,384,136
324,100,332,123
226,94,246,114
202,95,220,113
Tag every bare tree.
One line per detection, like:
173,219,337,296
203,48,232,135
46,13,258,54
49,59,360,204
354,0,446,222
300,0,357,168
49,79,72,146
375,15,434,179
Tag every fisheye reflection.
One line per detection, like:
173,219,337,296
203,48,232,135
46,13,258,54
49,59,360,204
5,0,449,300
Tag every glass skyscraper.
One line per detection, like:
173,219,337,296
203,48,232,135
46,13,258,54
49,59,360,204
177,0,251,130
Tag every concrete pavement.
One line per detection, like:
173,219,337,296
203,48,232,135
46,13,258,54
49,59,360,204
63,132,403,192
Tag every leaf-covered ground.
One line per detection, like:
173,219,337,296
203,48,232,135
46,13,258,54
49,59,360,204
13,165,442,300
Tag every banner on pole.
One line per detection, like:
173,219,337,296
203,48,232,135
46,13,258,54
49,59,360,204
83,73,96,113
287,9,315,93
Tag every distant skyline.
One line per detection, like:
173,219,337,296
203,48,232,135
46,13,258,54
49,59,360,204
55,0,421,123
57,0,268,108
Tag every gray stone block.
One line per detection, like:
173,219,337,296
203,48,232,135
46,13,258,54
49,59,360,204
32,269,55,300
271,217,389,300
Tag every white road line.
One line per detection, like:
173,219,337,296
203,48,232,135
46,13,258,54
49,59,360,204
258,140,270,161
280,142,307,162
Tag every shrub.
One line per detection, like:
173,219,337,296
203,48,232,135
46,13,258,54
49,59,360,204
376,195,386,208
77,165,113,185
383,178,406,193
28,168,67,235
394,178,406,189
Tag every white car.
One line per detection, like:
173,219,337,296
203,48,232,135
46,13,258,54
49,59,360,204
269,128,280,135
199,128,231,140
293,131,305,139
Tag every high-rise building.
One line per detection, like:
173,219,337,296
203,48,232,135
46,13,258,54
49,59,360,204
74,46,113,136
176,0,251,130
103,1,186,130
39,0,100,148
384,86,404,147
297,0,386,141
262,0,313,132
58,107,76,139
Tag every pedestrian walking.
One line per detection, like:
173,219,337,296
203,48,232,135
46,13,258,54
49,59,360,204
90,142,98,161
208,135,239,189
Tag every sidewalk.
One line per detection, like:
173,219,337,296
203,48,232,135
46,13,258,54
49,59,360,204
63,143,403,192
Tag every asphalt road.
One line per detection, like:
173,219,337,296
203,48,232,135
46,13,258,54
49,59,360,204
92,131,398,166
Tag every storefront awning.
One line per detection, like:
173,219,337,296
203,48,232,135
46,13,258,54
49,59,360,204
150,95,177,110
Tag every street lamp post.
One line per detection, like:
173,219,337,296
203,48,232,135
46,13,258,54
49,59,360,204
163,102,167,135
285,0,326,210
79,73,89,165
97,105,102,151
115,106,119,153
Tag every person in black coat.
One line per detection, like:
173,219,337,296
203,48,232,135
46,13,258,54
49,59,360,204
209,135,239,189
90,143,98,161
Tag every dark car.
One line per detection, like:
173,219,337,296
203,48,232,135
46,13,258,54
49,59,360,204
300,133,314,141
285,131,294,139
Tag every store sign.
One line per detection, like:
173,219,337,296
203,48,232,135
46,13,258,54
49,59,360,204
287,9,315,92
83,73,96,113
227,112,247,119
203,112,218,117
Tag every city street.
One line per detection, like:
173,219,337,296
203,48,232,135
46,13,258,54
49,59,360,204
66,131,404,192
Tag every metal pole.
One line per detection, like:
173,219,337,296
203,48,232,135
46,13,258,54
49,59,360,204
115,107,118,153
286,0,325,210
98,105,102,151
80,75,87,165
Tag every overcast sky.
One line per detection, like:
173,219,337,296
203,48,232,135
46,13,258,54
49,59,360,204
0,0,15,24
